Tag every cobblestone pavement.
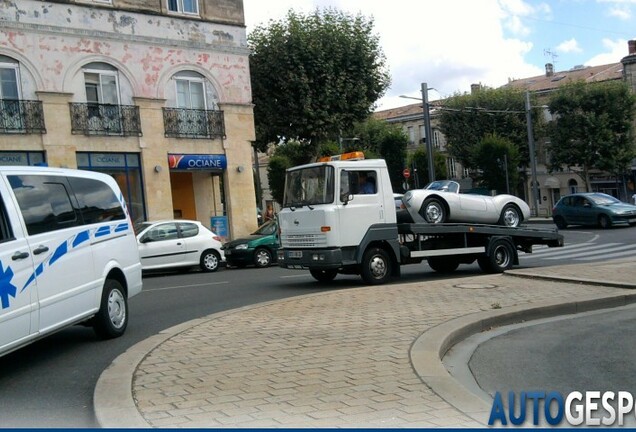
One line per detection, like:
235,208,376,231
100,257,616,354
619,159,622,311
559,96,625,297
94,258,636,428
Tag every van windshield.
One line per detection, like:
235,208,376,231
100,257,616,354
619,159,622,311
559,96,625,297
283,165,334,208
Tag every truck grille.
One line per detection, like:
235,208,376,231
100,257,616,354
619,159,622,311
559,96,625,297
282,234,328,248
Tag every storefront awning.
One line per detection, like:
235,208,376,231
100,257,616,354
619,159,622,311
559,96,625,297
544,176,560,188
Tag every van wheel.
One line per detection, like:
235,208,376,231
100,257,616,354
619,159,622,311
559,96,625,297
361,247,392,285
478,239,515,274
93,279,128,339
200,249,220,272
310,269,337,282
427,257,459,273
254,248,272,268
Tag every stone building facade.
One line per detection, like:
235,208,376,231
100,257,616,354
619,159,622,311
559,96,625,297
0,0,257,239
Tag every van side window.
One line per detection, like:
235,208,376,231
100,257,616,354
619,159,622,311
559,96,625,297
68,177,126,224
8,175,80,236
0,193,14,243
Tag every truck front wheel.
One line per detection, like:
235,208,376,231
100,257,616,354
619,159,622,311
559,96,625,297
310,269,338,283
361,247,392,285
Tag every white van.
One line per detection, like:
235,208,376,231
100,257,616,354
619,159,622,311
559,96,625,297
0,166,143,357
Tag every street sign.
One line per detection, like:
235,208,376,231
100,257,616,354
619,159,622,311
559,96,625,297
403,168,411,179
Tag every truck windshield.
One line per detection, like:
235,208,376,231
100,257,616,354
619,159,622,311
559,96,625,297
283,165,334,208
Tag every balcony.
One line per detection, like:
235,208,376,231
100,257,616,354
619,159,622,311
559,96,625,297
70,103,142,136
0,99,46,134
162,108,225,139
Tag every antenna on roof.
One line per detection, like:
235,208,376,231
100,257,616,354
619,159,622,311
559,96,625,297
543,49,558,67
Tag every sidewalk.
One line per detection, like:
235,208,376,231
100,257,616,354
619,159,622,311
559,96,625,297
95,258,636,428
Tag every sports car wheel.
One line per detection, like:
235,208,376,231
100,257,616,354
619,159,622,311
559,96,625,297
420,198,447,224
499,204,521,227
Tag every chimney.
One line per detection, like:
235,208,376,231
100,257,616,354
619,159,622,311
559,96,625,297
545,63,554,77
470,83,481,94
629,40,636,55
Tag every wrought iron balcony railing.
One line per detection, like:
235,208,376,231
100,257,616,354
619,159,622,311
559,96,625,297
70,103,142,136
0,99,46,134
162,108,225,139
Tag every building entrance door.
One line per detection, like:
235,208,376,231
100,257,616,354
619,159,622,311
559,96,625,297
170,172,196,220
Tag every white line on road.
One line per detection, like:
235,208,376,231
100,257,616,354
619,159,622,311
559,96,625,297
545,244,636,260
143,281,230,292
280,274,311,279
521,243,622,259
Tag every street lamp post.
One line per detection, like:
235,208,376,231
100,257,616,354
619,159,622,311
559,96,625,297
525,91,540,217
400,83,436,184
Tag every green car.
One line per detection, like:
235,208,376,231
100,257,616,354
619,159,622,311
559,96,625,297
222,220,279,268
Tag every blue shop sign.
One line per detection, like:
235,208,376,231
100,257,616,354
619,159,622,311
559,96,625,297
168,154,227,171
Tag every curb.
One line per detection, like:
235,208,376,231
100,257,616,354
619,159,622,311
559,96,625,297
503,271,636,289
409,292,636,425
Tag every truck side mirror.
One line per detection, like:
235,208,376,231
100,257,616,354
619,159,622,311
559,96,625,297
340,192,354,205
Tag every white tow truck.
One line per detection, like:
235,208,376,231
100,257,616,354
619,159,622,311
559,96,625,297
276,152,563,285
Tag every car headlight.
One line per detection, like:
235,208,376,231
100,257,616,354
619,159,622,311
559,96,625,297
235,243,249,250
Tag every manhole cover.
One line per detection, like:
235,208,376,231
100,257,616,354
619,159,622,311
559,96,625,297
453,283,497,289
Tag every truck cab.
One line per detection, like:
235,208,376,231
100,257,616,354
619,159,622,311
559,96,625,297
277,152,400,283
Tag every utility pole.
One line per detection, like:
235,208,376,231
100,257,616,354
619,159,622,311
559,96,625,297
525,91,540,217
421,82,435,183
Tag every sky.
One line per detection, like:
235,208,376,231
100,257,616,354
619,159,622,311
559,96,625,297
242,0,636,111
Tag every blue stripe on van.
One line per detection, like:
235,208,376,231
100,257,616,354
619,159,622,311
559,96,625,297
73,230,90,248
114,223,128,233
95,226,111,237
49,241,68,266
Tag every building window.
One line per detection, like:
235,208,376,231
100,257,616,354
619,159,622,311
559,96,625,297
176,77,206,110
447,157,457,178
85,69,120,106
463,167,470,178
419,125,425,144
568,179,578,194
407,126,414,145
167,0,198,15
0,63,20,100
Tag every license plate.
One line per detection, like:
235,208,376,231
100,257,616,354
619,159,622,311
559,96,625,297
288,251,303,259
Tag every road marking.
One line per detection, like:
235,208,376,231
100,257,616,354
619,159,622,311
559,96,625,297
280,274,311,279
143,281,230,292
544,244,636,260
521,242,621,259
577,249,636,261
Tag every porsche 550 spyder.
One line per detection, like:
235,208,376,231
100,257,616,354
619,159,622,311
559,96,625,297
401,180,531,227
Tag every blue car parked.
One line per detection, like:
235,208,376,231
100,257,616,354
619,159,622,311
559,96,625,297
552,193,636,229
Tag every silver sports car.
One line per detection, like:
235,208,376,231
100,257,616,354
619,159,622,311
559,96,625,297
402,180,531,227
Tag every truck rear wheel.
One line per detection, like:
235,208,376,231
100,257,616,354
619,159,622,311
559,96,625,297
478,239,515,273
361,247,392,285
427,257,460,273
310,269,337,282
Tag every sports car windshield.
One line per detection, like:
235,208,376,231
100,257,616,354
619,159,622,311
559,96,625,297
283,165,335,208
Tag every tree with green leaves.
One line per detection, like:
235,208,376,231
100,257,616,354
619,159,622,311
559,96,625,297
408,147,448,189
267,141,316,205
438,87,543,171
249,8,390,153
349,118,407,192
547,80,636,191
472,134,520,194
